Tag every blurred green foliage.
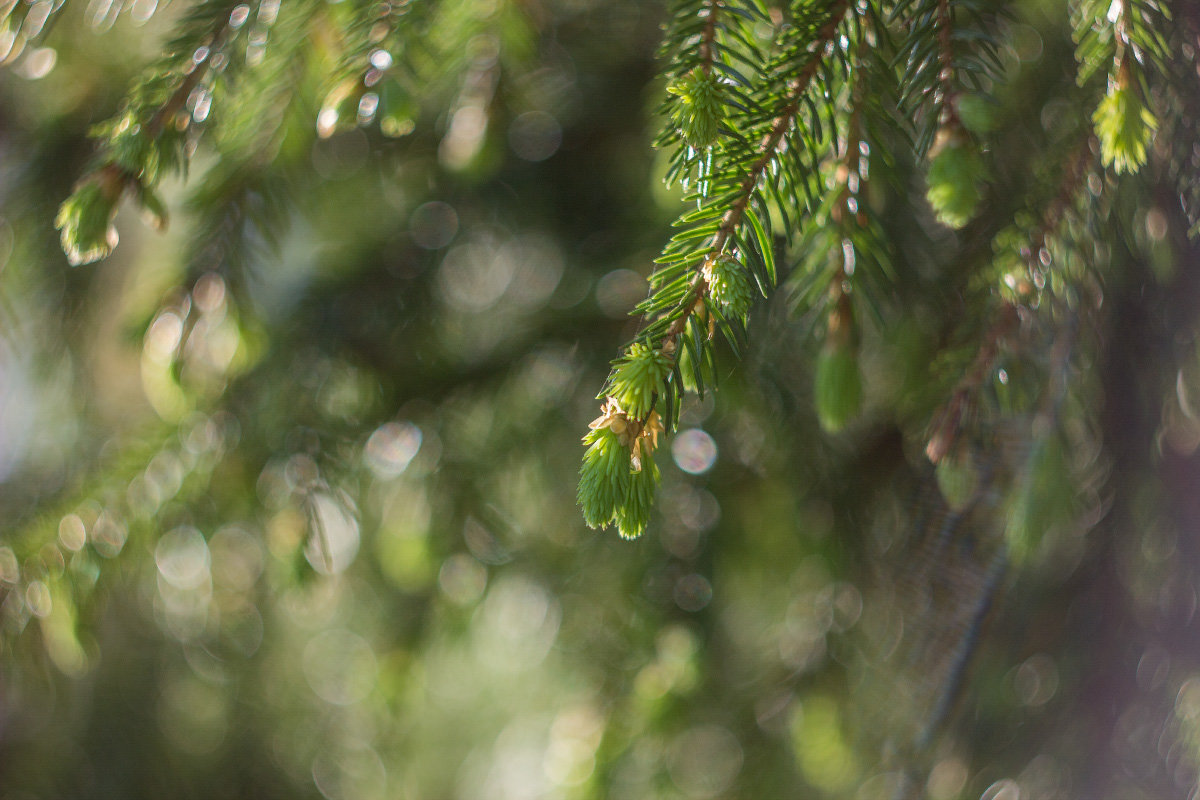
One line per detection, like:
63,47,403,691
2,1,1200,799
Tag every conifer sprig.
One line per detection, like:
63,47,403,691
786,32,896,334
579,0,852,538
1073,0,1167,174
317,0,433,139
893,0,1003,153
657,0,769,185
894,0,998,228
804,67,882,434
927,133,1094,459
651,0,853,374
56,0,254,264
926,132,1101,555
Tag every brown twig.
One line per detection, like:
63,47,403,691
832,38,869,228
935,0,960,127
699,0,719,75
925,302,1019,463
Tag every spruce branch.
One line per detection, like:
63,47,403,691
578,0,851,538
1075,0,1165,173
667,0,850,346
908,0,990,228
927,135,1096,466
894,0,1002,151
143,24,231,140
805,41,876,433
56,0,250,264
660,0,769,169
317,0,432,139
1017,139,1095,275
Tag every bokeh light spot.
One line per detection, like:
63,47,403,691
667,725,743,798
1175,677,1200,720
437,240,516,312
498,234,564,310
365,421,422,479
439,105,488,169
980,778,1022,800
368,48,392,70
303,629,378,706
304,493,361,575
0,546,17,584
91,511,128,558
156,526,211,591
312,744,388,800
476,576,561,670
544,705,603,787
158,674,229,755
145,311,184,363
1011,653,1059,707
672,429,717,475
209,524,264,592
509,111,562,162
595,269,646,318
25,580,52,618
229,4,249,26
926,759,968,800
58,514,87,552
410,201,459,249
791,696,860,792
17,47,56,80
673,573,713,612
438,553,487,605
